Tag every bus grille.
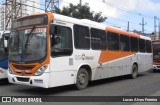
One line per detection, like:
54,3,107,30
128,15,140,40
16,71,32,75
16,77,30,82
13,65,35,70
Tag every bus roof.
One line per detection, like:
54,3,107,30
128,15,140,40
53,13,106,30
12,12,151,41
53,13,151,40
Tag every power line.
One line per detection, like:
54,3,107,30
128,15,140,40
97,0,157,20
58,0,155,33
61,0,155,28
1,0,157,34
27,0,45,6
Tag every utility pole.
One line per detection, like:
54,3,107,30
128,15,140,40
51,0,54,12
80,0,82,6
127,21,129,31
139,17,147,33
45,0,59,12
159,21,160,39
154,16,157,39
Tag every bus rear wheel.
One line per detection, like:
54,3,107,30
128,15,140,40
131,64,138,79
76,68,89,90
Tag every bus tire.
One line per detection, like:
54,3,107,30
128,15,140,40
76,68,89,90
131,64,138,79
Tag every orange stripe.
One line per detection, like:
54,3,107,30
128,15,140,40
105,26,140,38
98,50,136,63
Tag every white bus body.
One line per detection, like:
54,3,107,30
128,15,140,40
8,13,152,89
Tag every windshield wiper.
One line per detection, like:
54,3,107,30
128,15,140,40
24,26,36,49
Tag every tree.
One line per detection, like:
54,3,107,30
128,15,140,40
55,3,107,22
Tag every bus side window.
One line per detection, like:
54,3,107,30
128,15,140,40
120,35,130,51
130,37,138,52
146,40,152,53
74,24,90,49
139,39,146,53
50,25,73,57
91,28,107,50
107,32,119,51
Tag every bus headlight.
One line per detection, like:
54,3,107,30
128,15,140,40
34,65,48,76
8,66,13,74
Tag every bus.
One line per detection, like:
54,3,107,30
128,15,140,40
152,40,160,71
0,31,10,79
8,12,152,89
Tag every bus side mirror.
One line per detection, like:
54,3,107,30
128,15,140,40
3,36,9,53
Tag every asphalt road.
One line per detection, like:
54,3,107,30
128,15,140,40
0,69,160,105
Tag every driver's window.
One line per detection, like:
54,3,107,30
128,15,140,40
50,25,72,57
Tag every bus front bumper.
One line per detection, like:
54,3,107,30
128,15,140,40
8,72,50,88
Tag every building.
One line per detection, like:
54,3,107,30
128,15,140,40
0,0,42,31
0,5,5,31
21,0,42,16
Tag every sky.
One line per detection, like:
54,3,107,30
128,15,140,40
0,0,160,34
59,0,160,34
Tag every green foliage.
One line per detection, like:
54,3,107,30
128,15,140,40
55,3,107,22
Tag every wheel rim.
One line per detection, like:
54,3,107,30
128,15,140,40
78,72,86,85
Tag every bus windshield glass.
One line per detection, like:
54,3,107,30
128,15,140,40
9,27,47,63
153,41,160,60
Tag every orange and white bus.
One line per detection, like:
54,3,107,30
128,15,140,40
8,12,152,89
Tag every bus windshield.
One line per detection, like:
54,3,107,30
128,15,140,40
9,27,47,63
153,42,160,60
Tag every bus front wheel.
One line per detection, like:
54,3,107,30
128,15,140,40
131,64,138,79
76,68,89,90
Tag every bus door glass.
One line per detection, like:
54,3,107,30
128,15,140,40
50,24,73,57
